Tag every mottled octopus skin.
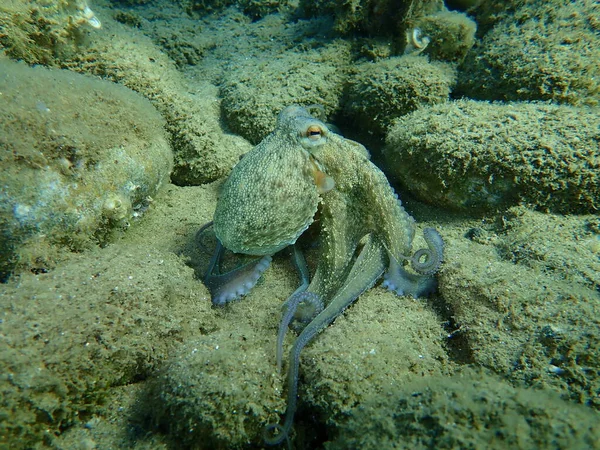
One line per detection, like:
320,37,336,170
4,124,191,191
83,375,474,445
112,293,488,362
213,108,322,256
306,127,416,300
261,108,426,445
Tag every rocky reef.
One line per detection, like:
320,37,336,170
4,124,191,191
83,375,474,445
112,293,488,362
457,0,600,106
220,41,351,144
344,54,456,136
0,0,101,65
1,0,599,448
329,368,600,449
384,100,600,213
0,60,172,280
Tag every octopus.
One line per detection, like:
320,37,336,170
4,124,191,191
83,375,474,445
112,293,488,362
203,105,444,445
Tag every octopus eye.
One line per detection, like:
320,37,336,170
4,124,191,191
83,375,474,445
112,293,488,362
299,120,328,150
306,125,323,140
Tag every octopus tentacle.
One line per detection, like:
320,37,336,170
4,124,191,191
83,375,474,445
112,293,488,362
203,240,272,305
289,243,310,294
277,291,323,373
410,228,445,275
195,220,215,253
382,228,444,298
264,235,386,446
277,244,315,372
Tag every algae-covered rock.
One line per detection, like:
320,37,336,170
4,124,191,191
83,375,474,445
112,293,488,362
151,258,291,448
153,331,284,449
302,288,451,432
344,54,456,136
446,0,482,11
0,243,212,449
411,10,476,62
0,0,102,65
110,0,155,5
3,4,251,186
179,0,290,19
220,41,351,144
458,0,600,106
437,207,600,408
328,369,600,450
0,182,219,449
0,60,173,280
383,100,600,213
65,17,252,186
298,0,474,61
298,0,444,35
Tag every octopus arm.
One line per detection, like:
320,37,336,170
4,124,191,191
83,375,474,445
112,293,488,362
265,234,387,445
204,241,272,305
382,228,444,298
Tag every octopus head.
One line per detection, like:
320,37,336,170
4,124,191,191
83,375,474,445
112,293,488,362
277,105,330,151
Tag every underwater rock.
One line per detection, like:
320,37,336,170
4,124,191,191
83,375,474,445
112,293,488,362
383,100,600,213
344,54,456,136
68,18,252,186
301,288,451,432
2,4,251,185
298,0,444,36
220,42,351,144
411,10,477,63
0,243,211,448
457,0,600,106
0,0,102,66
298,0,474,62
153,330,285,449
328,369,600,450
439,206,600,409
179,0,291,19
0,60,172,279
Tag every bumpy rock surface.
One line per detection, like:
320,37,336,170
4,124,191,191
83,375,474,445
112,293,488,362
150,248,291,449
153,330,284,449
0,0,101,65
383,100,600,213
298,0,444,35
65,16,252,186
412,10,477,62
178,0,290,19
302,288,450,430
1,2,252,186
0,60,172,280
438,206,600,409
220,42,351,144
457,0,600,106
0,243,211,449
328,369,600,450
344,55,456,136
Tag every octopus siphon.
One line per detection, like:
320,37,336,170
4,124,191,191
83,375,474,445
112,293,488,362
203,105,444,445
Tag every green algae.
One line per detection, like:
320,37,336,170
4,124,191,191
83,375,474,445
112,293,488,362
458,0,600,106
0,0,101,66
0,60,172,280
298,0,444,36
384,100,600,213
220,41,351,144
329,368,600,449
178,0,290,19
344,54,456,137
1,0,599,448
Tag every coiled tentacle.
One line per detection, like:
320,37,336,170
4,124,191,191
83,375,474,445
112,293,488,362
382,227,444,298
410,227,445,275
